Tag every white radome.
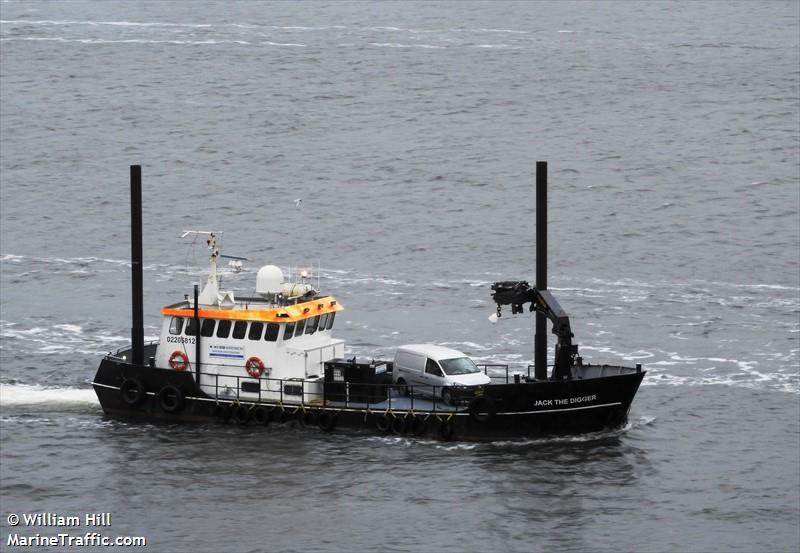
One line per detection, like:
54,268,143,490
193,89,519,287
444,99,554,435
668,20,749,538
256,265,285,296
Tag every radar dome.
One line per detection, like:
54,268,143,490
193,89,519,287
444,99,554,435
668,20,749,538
256,265,285,296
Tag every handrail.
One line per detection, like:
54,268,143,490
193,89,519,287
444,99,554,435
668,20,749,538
106,341,158,359
284,339,345,355
190,369,467,414
109,351,549,388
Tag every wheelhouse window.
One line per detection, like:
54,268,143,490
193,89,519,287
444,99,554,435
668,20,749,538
326,312,336,330
184,318,198,336
318,313,329,330
283,322,295,341
295,318,306,336
264,323,279,342
232,321,248,340
305,315,319,335
249,322,264,340
169,317,183,335
200,319,216,337
216,319,231,338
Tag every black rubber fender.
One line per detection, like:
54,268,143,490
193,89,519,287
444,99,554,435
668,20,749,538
232,404,251,425
468,396,497,423
390,416,407,434
375,414,391,433
410,415,427,436
252,406,271,426
275,407,290,424
213,403,232,423
158,385,184,414
119,378,146,407
302,409,318,428
317,410,337,432
438,418,455,441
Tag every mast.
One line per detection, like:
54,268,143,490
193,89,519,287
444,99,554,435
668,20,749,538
194,284,201,385
130,165,144,367
534,161,548,380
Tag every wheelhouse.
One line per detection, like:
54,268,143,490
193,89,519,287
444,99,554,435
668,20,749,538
151,231,345,404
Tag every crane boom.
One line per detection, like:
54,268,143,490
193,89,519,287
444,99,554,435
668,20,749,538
490,280,579,380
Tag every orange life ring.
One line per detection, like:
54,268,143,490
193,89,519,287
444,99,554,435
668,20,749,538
169,350,190,371
245,356,265,378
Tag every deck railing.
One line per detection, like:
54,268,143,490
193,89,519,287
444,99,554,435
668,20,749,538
201,371,466,413
106,349,547,413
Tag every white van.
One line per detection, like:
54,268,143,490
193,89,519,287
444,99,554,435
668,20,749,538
393,344,491,405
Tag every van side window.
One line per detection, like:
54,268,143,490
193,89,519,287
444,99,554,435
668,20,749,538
232,321,248,340
295,318,306,336
264,323,279,342
200,319,216,337
249,322,264,340
216,319,231,338
425,359,443,377
305,315,319,335
283,322,295,341
326,312,336,330
169,317,183,335
185,318,198,336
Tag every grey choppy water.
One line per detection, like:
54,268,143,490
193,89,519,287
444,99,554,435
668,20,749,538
1,2,798,552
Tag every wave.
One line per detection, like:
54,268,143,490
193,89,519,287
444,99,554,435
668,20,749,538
361,416,653,449
0,37,260,46
0,20,528,36
472,44,519,49
0,320,149,356
1,253,129,265
0,383,99,407
368,42,444,49
0,19,214,28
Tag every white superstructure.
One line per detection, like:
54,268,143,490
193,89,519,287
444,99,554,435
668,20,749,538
153,232,344,404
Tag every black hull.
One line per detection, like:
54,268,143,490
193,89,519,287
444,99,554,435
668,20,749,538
93,351,645,442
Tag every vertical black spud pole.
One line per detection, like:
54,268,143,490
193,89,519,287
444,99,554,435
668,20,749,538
534,161,548,380
130,165,144,367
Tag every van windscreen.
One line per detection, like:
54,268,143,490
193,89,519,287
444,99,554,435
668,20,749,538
440,357,479,375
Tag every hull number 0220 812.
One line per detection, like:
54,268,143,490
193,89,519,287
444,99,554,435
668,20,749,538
167,336,196,344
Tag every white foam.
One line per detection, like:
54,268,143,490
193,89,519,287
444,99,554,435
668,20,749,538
0,384,99,407
0,19,212,28
0,253,129,266
472,44,519,49
368,42,444,49
260,41,306,47
474,28,528,34
53,323,83,333
0,37,255,45
0,254,24,262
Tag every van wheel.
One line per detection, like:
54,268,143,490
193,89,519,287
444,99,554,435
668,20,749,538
441,388,452,406
397,378,409,396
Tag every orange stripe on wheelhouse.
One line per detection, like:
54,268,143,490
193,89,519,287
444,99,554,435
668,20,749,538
160,298,343,323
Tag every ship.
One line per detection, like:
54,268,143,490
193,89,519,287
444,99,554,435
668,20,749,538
92,162,645,441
